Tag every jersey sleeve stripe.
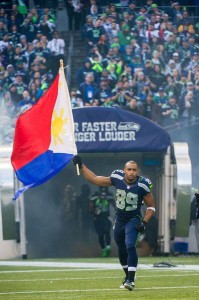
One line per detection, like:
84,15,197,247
111,173,124,180
138,182,151,192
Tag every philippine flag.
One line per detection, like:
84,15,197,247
11,62,77,200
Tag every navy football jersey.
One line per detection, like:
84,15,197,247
110,169,153,222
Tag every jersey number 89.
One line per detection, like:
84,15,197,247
116,189,138,211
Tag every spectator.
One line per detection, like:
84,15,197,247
179,81,197,123
111,80,132,107
2,64,15,90
28,81,43,102
165,75,179,99
122,45,134,65
0,21,8,40
164,32,179,60
37,14,54,40
141,93,162,125
90,52,103,80
20,16,37,42
10,72,28,105
106,54,123,78
70,87,84,107
0,33,9,52
186,51,199,74
126,1,139,16
0,91,15,117
76,58,96,86
119,64,134,84
85,19,106,49
106,20,120,43
29,41,49,69
153,86,169,106
162,96,179,127
7,14,19,32
0,8,8,26
47,31,65,78
97,34,109,58
139,40,152,62
165,59,180,77
124,97,142,115
3,41,15,66
151,50,164,69
16,90,35,111
12,44,28,73
89,4,101,25
19,34,29,53
172,52,181,72
144,59,154,77
145,23,159,45
81,15,94,40
78,72,98,105
178,38,192,62
171,2,183,23
117,24,133,52
134,15,147,40
150,64,167,91
93,78,112,106
10,4,24,27
135,71,153,99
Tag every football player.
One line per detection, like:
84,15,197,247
73,155,155,291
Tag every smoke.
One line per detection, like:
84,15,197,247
25,181,65,258
24,169,107,258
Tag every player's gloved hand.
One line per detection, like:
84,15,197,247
73,155,83,168
136,221,147,234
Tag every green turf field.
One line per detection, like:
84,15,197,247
0,257,199,299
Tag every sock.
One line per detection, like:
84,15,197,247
128,270,135,282
122,266,128,278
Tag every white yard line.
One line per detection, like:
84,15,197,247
0,273,199,282
0,260,199,270
0,286,199,296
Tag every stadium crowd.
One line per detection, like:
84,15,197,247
0,1,65,144
0,0,199,144
72,0,199,128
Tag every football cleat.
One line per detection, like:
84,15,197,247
102,245,111,257
124,280,135,291
119,277,127,289
105,245,111,257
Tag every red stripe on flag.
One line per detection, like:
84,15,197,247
11,74,59,170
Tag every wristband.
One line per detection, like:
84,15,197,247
147,207,156,212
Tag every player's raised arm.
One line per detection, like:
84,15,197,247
73,155,112,187
142,192,156,224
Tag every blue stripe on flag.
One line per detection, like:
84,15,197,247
15,150,73,186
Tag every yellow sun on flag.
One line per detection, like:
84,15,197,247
51,107,68,146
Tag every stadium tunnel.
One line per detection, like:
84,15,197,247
0,107,192,258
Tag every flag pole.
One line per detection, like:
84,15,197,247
59,59,80,176
60,59,64,69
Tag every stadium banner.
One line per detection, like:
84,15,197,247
73,107,171,153
11,62,77,200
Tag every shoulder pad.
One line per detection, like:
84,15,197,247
138,176,153,190
111,169,124,180
111,169,124,176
